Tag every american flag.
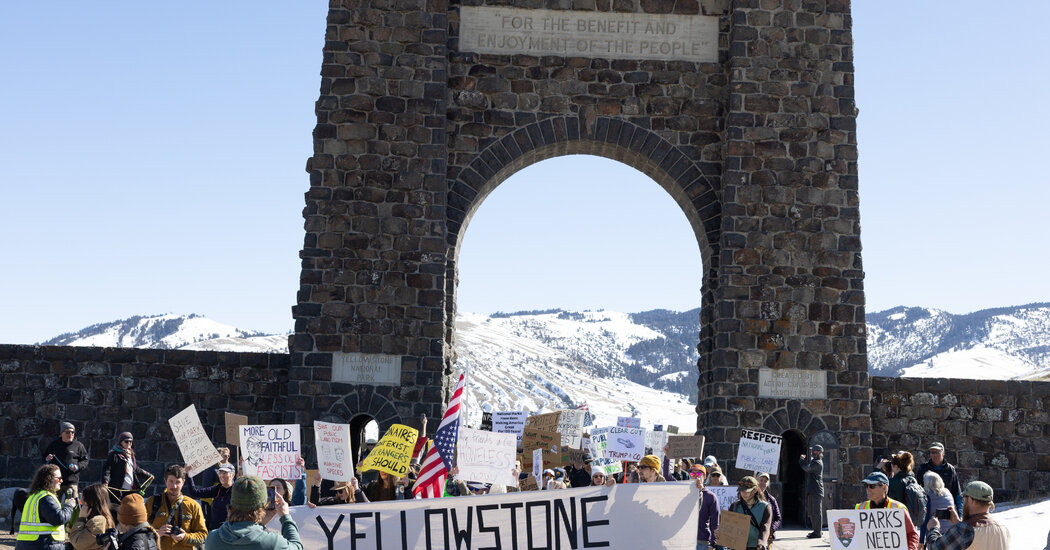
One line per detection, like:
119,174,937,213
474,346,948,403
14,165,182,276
412,373,465,499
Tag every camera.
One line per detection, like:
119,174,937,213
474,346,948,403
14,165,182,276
266,488,276,510
96,528,119,549
169,524,183,537
935,508,951,520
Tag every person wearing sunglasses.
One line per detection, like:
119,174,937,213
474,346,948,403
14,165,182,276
717,476,770,550
691,465,720,550
854,471,919,550
42,422,88,500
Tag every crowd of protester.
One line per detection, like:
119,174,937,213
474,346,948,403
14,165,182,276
13,422,1019,550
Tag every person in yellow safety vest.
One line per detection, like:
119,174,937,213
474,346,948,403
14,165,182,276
854,471,920,550
15,464,77,550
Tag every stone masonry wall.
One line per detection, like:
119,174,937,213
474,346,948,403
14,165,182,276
0,344,291,490
871,376,1050,502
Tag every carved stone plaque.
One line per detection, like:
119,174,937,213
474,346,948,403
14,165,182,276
332,353,402,386
758,368,827,399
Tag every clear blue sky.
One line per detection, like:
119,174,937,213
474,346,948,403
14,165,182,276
1,2,1047,344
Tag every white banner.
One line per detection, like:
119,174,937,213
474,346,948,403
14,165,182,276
314,421,354,482
827,508,908,550
599,426,646,462
735,429,782,473
457,427,517,487
286,482,699,549
168,404,221,478
240,424,303,480
493,411,528,448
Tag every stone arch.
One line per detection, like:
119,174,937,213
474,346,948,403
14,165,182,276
762,403,829,439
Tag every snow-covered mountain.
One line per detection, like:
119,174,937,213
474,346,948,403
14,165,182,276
33,303,1050,423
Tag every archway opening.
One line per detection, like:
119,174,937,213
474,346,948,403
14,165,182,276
348,415,379,482
779,429,808,526
453,154,706,428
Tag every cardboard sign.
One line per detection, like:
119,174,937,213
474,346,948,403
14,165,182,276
717,510,751,550
565,447,587,465
480,412,493,431
526,412,560,432
314,420,354,482
493,411,528,447
305,469,320,490
520,473,539,491
736,429,782,473
557,410,586,449
617,416,641,429
521,428,561,470
240,424,303,480
457,427,518,486
601,426,646,462
360,424,419,477
667,435,706,459
224,412,248,446
287,482,700,549
168,404,222,478
827,508,908,550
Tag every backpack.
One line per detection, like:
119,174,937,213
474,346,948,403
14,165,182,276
902,476,927,527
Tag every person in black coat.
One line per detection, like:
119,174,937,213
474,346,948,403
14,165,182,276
42,422,89,498
101,432,153,503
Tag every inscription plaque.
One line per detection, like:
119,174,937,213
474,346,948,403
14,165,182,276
758,368,827,399
459,7,718,62
332,353,402,386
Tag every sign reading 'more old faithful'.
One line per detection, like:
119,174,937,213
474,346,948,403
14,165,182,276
459,7,718,62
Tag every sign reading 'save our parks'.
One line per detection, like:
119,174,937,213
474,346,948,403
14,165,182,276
758,368,827,399
459,7,718,62
332,352,401,386
360,424,419,477
168,404,222,478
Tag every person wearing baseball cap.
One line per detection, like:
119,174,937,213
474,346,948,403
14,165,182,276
925,480,1010,549
855,471,919,550
718,476,771,550
800,444,824,538
183,463,236,530
916,442,964,512
204,475,303,550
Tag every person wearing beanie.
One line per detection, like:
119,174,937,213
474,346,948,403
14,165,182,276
116,494,160,550
101,432,154,504
718,476,771,550
637,455,666,482
205,475,303,550
42,422,88,499
925,480,1010,549
144,465,208,550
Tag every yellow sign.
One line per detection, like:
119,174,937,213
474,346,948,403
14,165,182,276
359,424,419,477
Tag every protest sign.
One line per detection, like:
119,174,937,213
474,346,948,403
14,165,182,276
168,404,221,478
667,435,706,459
646,428,669,461
735,429,782,473
480,412,493,431
457,427,517,486
617,416,641,429
557,409,586,449
493,411,528,447
526,411,560,432
707,486,736,511
565,447,587,465
287,482,699,550
360,424,419,477
666,425,679,434
224,412,248,446
717,510,751,550
587,429,623,476
305,469,320,490
314,420,354,482
827,508,908,550
240,424,302,480
601,426,646,462
520,473,539,491
521,428,561,470
532,449,543,479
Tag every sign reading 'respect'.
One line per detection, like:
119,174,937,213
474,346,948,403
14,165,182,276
459,7,718,62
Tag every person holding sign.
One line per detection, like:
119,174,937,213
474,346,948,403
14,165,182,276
691,464,720,550
183,463,235,530
854,471,919,550
720,476,771,550
924,481,1010,550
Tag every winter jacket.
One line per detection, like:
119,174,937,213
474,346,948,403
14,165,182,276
925,489,954,533
800,456,824,496
765,492,782,539
915,460,963,509
697,487,721,546
144,493,208,550
204,517,303,550
42,438,89,487
14,490,75,550
68,515,112,550
101,450,152,500
888,471,917,503
117,524,160,550
182,476,232,531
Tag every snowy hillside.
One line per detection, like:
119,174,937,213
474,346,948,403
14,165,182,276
40,314,268,350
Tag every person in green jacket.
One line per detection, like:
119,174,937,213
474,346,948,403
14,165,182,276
204,476,302,550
